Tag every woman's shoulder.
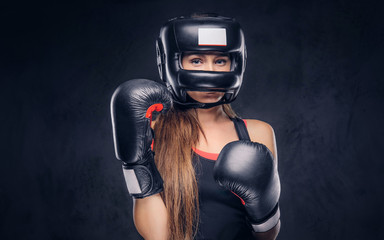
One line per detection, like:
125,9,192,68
243,118,277,159
243,119,275,139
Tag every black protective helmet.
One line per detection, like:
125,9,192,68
156,14,246,108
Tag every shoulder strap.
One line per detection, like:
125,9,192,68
231,117,251,141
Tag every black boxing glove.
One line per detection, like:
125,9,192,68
213,140,281,232
111,79,172,198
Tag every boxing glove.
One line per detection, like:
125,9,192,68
111,79,172,198
213,140,280,232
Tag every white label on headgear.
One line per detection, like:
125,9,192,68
198,28,227,46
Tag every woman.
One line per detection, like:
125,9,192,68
111,14,281,240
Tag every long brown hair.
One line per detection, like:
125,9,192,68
153,104,237,240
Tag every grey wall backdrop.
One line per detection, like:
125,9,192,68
1,1,383,239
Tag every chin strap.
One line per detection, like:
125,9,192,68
173,95,237,109
173,100,223,109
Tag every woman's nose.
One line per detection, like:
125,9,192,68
204,61,214,71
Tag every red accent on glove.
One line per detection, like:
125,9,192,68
145,103,164,119
231,191,245,205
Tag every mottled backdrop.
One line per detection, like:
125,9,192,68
1,0,383,239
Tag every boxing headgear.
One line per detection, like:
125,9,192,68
156,15,246,108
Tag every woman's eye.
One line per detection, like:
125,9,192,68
215,59,228,65
190,58,203,65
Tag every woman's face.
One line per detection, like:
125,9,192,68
181,52,231,103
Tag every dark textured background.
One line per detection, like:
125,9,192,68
1,1,383,239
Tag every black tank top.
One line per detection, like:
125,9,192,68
193,118,254,240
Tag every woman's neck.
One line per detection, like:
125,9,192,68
194,105,228,125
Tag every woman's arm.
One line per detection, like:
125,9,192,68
133,194,169,240
110,80,172,239
246,119,281,240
